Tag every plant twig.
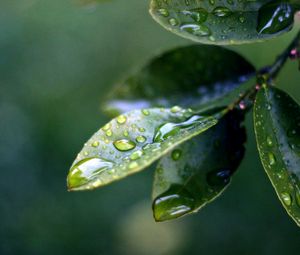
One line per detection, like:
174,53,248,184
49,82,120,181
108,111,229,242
227,29,300,112
267,30,300,80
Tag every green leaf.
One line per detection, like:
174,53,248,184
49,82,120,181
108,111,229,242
152,109,246,221
257,1,295,34
103,45,255,116
67,107,223,191
149,0,296,45
254,85,300,227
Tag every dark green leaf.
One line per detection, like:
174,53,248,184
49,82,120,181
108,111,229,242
257,1,294,34
254,85,300,227
152,109,246,221
149,0,296,45
67,107,223,191
103,45,255,116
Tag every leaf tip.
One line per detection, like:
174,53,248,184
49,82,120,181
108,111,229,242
66,164,90,192
152,185,195,222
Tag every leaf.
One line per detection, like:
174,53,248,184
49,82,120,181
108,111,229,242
152,109,246,221
256,1,295,34
67,107,223,191
103,45,255,116
149,0,296,45
254,85,300,226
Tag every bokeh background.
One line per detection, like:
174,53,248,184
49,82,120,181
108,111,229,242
1,1,300,254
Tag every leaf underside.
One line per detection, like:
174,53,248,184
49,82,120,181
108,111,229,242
254,86,300,227
67,107,221,191
152,109,246,221
103,45,255,116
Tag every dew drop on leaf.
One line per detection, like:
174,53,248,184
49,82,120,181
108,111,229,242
207,169,231,187
141,109,150,116
128,161,138,169
257,2,294,34
266,136,273,147
102,123,111,131
281,192,292,206
153,115,205,142
171,149,182,161
181,8,208,23
106,130,113,137
268,152,276,165
153,184,195,221
180,24,211,36
158,8,169,17
92,141,100,147
212,6,232,17
136,135,146,143
116,115,127,124
169,18,178,26
113,139,136,151
170,106,182,113
130,150,144,160
68,158,114,189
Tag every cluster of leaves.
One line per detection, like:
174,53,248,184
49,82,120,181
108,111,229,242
67,0,300,226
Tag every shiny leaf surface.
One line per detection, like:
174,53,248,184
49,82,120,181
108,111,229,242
103,45,255,116
67,107,222,191
254,85,300,226
152,109,246,221
150,0,296,45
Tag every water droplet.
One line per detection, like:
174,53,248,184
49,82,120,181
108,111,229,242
153,115,206,142
139,127,145,132
171,106,182,113
116,115,127,124
68,157,113,189
209,35,216,42
113,139,136,151
212,6,232,17
266,136,273,146
141,109,150,116
136,135,146,143
169,18,178,26
106,130,113,137
207,169,231,187
123,130,129,137
180,23,211,36
181,8,208,23
92,141,99,147
130,150,143,160
158,8,169,17
128,161,138,169
239,16,245,23
268,153,276,165
83,151,89,156
102,123,111,131
153,184,195,221
171,149,182,161
257,2,294,34
281,192,292,206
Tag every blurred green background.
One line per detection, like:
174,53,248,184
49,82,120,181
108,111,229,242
1,0,300,254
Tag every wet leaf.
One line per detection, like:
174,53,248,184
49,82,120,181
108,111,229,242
67,107,223,191
103,45,255,116
254,85,300,227
149,0,296,45
257,1,294,34
152,109,246,221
